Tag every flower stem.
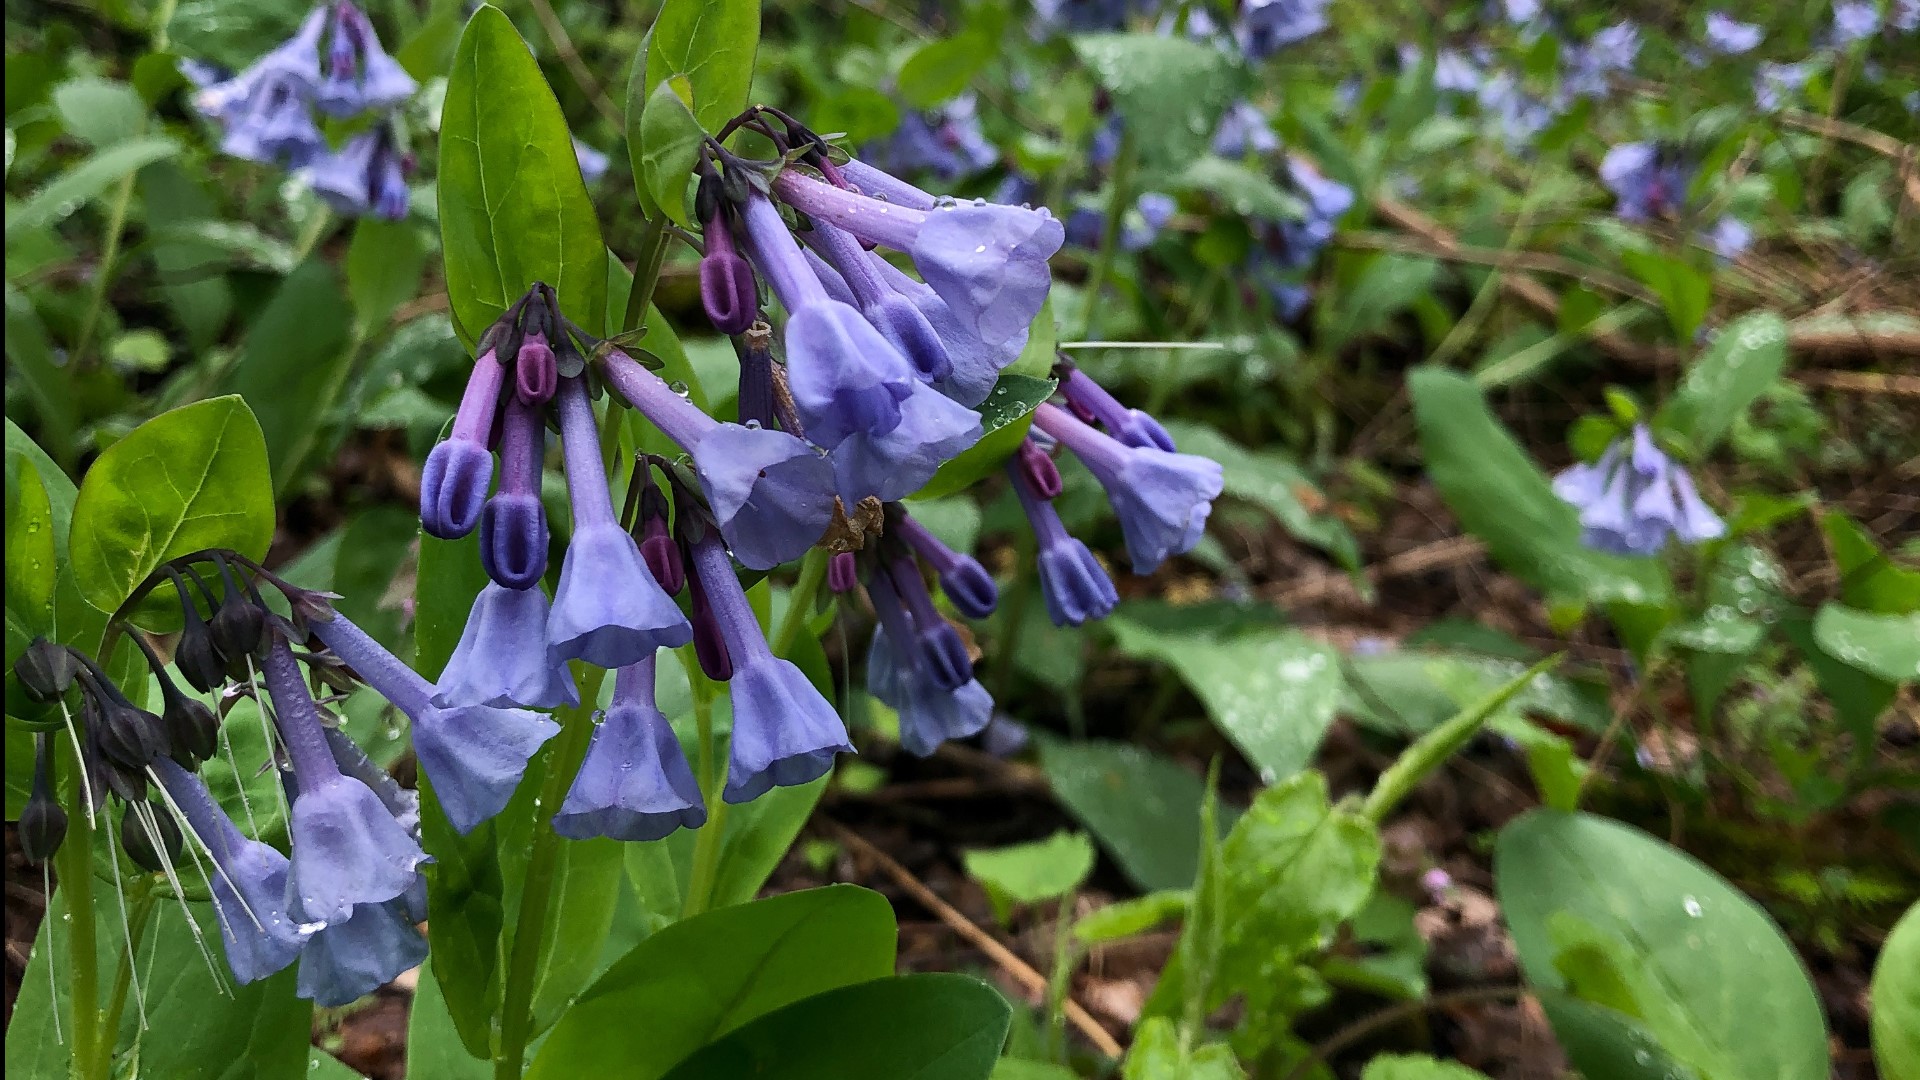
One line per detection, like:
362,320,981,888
71,175,137,374
770,548,830,657
493,667,606,1080
99,883,155,1046
55,728,105,1079
1074,127,1136,341
679,649,727,919
623,214,672,336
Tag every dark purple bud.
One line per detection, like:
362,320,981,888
515,331,558,406
209,558,267,675
1015,438,1063,499
13,639,79,703
175,615,228,694
121,801,184,873
828,552,858,593
700,213,760,335
95,699,172,773
20,735,67,862
636,478,683,595
687,568,734,682
162,688,221,767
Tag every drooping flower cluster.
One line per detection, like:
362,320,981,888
1599,142,1752,260
185,2,417,220
1553,426,1726,556
10,551,449,1005
861,94,999,184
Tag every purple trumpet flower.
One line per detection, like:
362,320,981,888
1562,22,1641,101
1034,403,1222,575
306,607,559,834
420,348,505,539
212,74,326,168
738,192,923,448
1236,0,1332,59
304,127,410,220
891,509,998,620
548,377,692,667
192,8,325,136
1704,12,1764,54
599,348,836,570
869,257,1014,408
1212,101,1281,158
1058,366,1176,452
700,210,760,335
315,1,416,117
1008,448,1118,626
1831,1,1881,42
884,556,974,691
685,534,852,803
479,394,549,589
807,217,955,385
152,757,309,984
858,95,998,183
263,638,425,923
296,897,428,1006
436,583,579,710
1552,426,1726,556
838,159,939,210
1755,62,1815,111
773,170,1064,348
553,654,706,841
828,385,982,505
1600,143,1692,221
864,576,993,757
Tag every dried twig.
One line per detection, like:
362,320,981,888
1274,536,1488,607
824,819,1127,1060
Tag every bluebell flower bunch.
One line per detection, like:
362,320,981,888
10,551,446,1006
185,2,417,220
1600,142,1752,260
861,94,999,184
1553,426,1726,556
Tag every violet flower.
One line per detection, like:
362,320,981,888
1562,22,1641,101
553,654,707,841
869,256,1015,408
1755,62,1815,110
1059,365,1176,452
1212,101,1281,158
598,348,837,570
1034,403,1222,575
547,377,692,667
1704,12,1764,54
891,509,999,620
263,637,425,923
479,394,550,589
436,583,579,711
307,606,559,834
1600,143,1691,221
860,95,998,183
1832,1,1881,42
296,897,427,1006
864,576,992,757
152,757,309,984
315,1,416,117
773,170,1063,349
684,534,852,803
1008,448,1119,626
420,348,505,539
303,126,410,220
1236,0,1331,59
192,9,327,162
1552,426,1726,555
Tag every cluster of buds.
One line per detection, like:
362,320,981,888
11,551,458,1006
185,2,417,219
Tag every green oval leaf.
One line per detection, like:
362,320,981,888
898,36,990,109
1812,604,1920,683
641,0,760,134
912,373,1056,501
641,78,706,229
6,136,179,241
1654,311,1789,458
439,5,605,345
527,885,897,1080
6,456,57,644
659,973,1012,1080
1873,902,1920,1080
68,395,274,617
1495,810,1828,1080
1070,34,1237,172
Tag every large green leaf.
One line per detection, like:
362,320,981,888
439,5,605,345
68,396,275,618
1070,34,1236,173
1812,605,1920,684
529,836,628,1032
1410,368,1669,609
7,458,57,645
407,961,493,1080
1822,511,1920,615
659,974,1011,1080
526,885,897,1080
1873,902,1920,1080
1653,312,1788,457
1107,619,1344,783
345,218,428,338
639,78,706,229
222,260,354,493
640,0,761,135
1495,811,1828,1080
1038,739,1221,892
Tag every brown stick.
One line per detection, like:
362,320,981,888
1274,536,1488,606
824,819,1127,1059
